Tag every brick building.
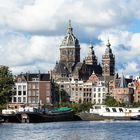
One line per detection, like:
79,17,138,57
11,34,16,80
12,72,52,107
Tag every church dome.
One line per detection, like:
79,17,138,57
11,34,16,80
60,20,80,47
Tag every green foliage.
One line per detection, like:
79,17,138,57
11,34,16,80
45,102,93,113
132,101,140,107
0,65,15,105
60,89,70,102
104,96,120,107
71,102,93,113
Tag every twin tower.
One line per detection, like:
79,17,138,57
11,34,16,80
52,21,115,81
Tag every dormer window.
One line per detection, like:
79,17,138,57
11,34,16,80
18,78,22,82
32,78,39,81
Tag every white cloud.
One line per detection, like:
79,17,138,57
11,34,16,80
1,0,140,34
0,30,62,73
0,0,140,76
96,30,140,76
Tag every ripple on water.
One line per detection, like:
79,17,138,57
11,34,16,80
0,121,140,140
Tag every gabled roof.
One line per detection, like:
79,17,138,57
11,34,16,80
16,73,50,82
53,62,70,75
72,62,83,73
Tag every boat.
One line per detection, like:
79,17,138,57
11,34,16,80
0,106,76,123
130,115,140,120
0,116,4,123
78,105,140,121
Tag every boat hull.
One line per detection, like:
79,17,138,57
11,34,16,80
130,115,140,120
78,112,131,121
1,110,78,123
0,114,21,123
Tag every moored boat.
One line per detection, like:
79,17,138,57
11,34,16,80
1,106,75,123
78,105,140,121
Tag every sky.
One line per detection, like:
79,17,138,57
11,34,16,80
0,0,140,77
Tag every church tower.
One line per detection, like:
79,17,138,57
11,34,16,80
60,20,80,72
102,40,115,77
85,42,97,65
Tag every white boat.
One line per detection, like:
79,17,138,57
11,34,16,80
89,105,140,120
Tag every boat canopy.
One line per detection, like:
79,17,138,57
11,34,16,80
55,107,72,111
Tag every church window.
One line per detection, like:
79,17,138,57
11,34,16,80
18,78,22,82
63,50,66,54
69,51,73,55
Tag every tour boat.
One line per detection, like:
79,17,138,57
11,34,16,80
79,105,140,121
1,106,75,123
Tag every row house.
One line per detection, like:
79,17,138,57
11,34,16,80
130,77,140,102
92,81,108,104
86,72,108,104
12,75,27,105
57,79,84,103
112,75,134,104
57,72,108,104
11,72,52,107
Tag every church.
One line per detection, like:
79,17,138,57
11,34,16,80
52,21,115,82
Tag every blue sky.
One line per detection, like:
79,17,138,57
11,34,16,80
0,0,140,77
129,20,140,33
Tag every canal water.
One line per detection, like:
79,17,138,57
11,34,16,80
0,121,140,140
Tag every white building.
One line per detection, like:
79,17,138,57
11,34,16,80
92,81,108,104
12,80,27,104
57,78,84,103
57,76,108,104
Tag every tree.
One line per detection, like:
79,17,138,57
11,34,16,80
71,102,93,113
104,96,119,107
60,89,70,103
78,102,93,112
132,101,140,107
0,65,15,105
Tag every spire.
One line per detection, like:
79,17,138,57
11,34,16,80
85,41,97,65
67,19,73,34
106,38,111,48
88,42,94,55
105,39,112,55
119,74,127,88
89,40,93,49
92,70,95,75
61,20,79,47
68,19,72,28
